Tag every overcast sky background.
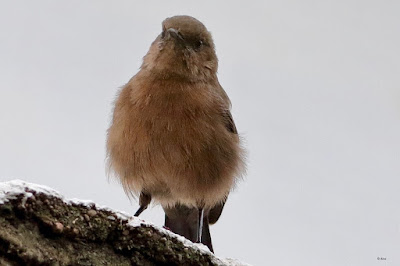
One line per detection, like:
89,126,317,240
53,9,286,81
1,1,399,265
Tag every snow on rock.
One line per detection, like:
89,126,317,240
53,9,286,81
0,179,250,266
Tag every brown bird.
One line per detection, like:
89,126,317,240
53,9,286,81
106,15,244,252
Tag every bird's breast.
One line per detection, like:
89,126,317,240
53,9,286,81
137,88,220,155
107,77,240,207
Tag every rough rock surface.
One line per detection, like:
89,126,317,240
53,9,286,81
0,180,247,266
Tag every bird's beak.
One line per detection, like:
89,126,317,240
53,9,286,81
165,28,184,41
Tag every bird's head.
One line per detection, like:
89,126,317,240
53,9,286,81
142,16,218,81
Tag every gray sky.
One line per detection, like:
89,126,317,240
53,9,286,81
1,1,399,265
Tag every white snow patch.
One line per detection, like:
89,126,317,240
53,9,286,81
0,179,251,266
220,258,253,266
0,179,64,205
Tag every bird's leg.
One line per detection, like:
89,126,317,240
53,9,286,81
134,192,151,217
197,207,204,242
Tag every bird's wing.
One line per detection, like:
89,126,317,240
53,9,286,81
222,110,237,134
207,109,237,224
216,81,237,135
208,98,237,224
208,199,226,225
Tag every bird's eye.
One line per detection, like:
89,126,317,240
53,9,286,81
195,40,203,50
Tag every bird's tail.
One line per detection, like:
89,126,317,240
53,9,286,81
164,205,213,252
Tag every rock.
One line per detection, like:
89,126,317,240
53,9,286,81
87,209,97,217
0,180,243,266
83,214,90,222
53,222,64,233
